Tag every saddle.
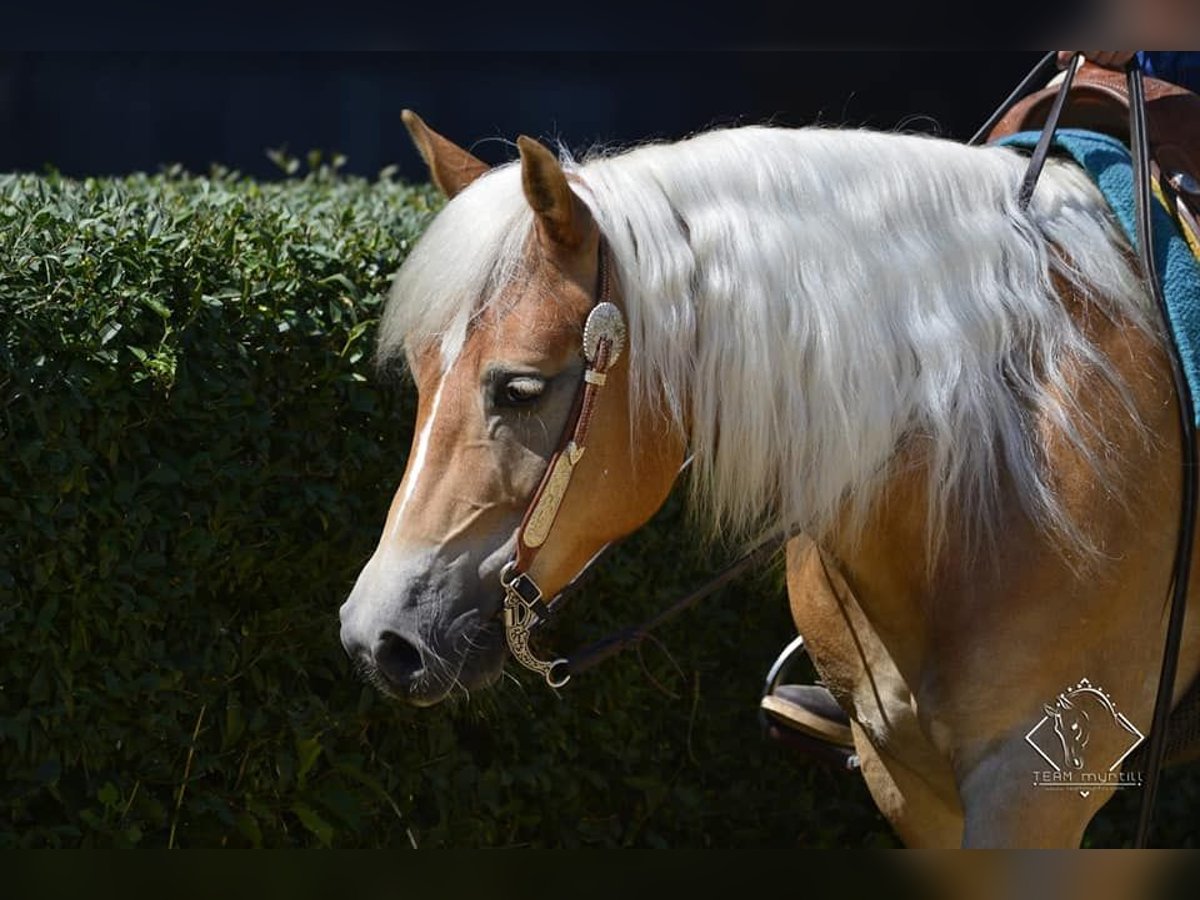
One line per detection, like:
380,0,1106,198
987,61,1200,244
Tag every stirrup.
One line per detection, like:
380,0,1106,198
760,635,860,773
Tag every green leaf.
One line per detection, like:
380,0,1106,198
235,811,263,848
296,736,322,784
222,702,245,751
98,782,119,808
291,802,333,847
318,273,360,302
139,295,171,319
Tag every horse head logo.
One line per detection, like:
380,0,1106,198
1027,678,1146,793
1043,692,1090,770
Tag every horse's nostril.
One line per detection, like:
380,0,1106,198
373,631,425,688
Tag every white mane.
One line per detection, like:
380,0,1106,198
378,124,1154,554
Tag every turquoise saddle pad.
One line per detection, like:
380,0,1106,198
995,128,1200,426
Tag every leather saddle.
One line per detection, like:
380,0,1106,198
987,60,1200,238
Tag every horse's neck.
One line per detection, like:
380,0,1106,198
817,441,943,686
811,265,1182,713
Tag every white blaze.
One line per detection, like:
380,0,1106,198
389,373,448,536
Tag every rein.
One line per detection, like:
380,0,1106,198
1126,60,1197,851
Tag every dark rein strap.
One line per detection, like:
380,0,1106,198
1127,60,1198,850
529,453,796,678
972,51,1197,848
969,51,1064,147
1017,53,1081,207
565,529,787,677
966,50,1081,201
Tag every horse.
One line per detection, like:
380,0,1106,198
338,109,1200,847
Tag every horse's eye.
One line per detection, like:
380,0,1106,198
497,375,546,408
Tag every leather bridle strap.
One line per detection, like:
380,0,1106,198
1129,59,1198,850
499,238,627,687
497,242,784,688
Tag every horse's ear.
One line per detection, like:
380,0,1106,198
401,109,489,199
1043,703,1058,718
516,134,591,249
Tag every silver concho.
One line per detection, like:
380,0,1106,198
1169,170,1200,198
582,302,627,366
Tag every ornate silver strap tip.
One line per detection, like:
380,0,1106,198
500,562,570,688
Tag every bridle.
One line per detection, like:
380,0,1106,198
496,237,789,689
497,237,628,688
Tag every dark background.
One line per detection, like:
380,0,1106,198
0,51,1050,182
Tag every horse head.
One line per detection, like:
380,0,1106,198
338,113,685,705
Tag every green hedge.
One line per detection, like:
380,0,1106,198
1,159,1193,847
